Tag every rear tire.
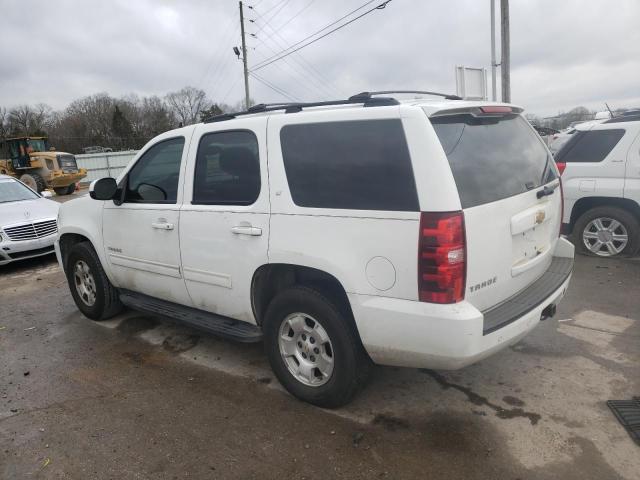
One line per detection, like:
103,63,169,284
65,242,123,320
263,286,371,408
20,173,46,193
572,206,639,257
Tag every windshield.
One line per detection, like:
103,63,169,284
431,113,555,208
26,139,47,152
8,138,48,159
0,178,40,203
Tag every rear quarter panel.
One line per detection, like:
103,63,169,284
266,106,455,300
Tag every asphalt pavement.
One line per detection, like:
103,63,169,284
1,194,638,479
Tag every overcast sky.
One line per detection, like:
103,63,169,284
1,0,639,117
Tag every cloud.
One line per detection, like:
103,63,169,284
1,0,638,116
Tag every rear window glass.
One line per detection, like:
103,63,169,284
280,119,419,211
555,129,625,163
431,114,553,209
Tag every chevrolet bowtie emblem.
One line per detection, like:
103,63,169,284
535,210,545,224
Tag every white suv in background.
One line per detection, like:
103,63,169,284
556,114,640,256
55,92,574,407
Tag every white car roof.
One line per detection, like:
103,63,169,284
184,97,524,130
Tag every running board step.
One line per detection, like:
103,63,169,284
118,290,263,343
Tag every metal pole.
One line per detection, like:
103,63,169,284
490,0,497,101
239,1,251,109
500,0,511,102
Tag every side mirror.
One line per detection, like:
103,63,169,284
90,177,117,200
41,190,53,198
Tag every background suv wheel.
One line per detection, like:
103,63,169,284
573,206,640,257
263,286,371,408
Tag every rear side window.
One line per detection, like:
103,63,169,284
555,129,625,163
193,130,260,205
431,114,553,209
280,119,419,211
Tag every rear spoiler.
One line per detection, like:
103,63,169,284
429,105,524,118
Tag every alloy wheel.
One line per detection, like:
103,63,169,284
73,260,97,306
278,312,334,387
582,217,628,257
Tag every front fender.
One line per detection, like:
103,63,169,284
56,197,115,284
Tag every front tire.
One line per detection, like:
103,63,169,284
263,286,371,408
573,206,639,257
65,242,123,320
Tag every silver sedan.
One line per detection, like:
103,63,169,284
0,175,59,265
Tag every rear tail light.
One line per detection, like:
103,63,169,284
418,211,466,304
556,162,566,175
479,106,513,114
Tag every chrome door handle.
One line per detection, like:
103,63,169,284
151,222,174,230
231,225,262,236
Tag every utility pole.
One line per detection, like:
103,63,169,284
239,1,250,109
490,0,497,101
500,0,511,102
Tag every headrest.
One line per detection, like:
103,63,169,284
220,146,258,177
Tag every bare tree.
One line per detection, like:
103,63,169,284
140,95,176,137
0,107,8,139
165,86,211,126
6,103,53,136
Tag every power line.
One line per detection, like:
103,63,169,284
251,0,392,72
249,4,341,98
250,37,328,100
251,0,380,70
249,71,300,102
255,0,287,17
251,26,338,99
255,6,339,90
207,24,241,96
197,3,239,91
261,0,316,42
221,77,242,104
248,9,330,100
253,0,292,35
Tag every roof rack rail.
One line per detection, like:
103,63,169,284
204,95,400,123
604,114,640,124
350,90,463,101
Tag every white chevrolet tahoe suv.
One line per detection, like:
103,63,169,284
555,113,640,256
56,92,574,407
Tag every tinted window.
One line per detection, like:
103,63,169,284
555,129,625,163
125,137,184,203
280,120,419,211
431,114,553,209
193,131,260,205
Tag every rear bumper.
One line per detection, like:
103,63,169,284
349,237,574,370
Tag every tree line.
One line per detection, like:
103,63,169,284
4,90,634,154
0,87,242,154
